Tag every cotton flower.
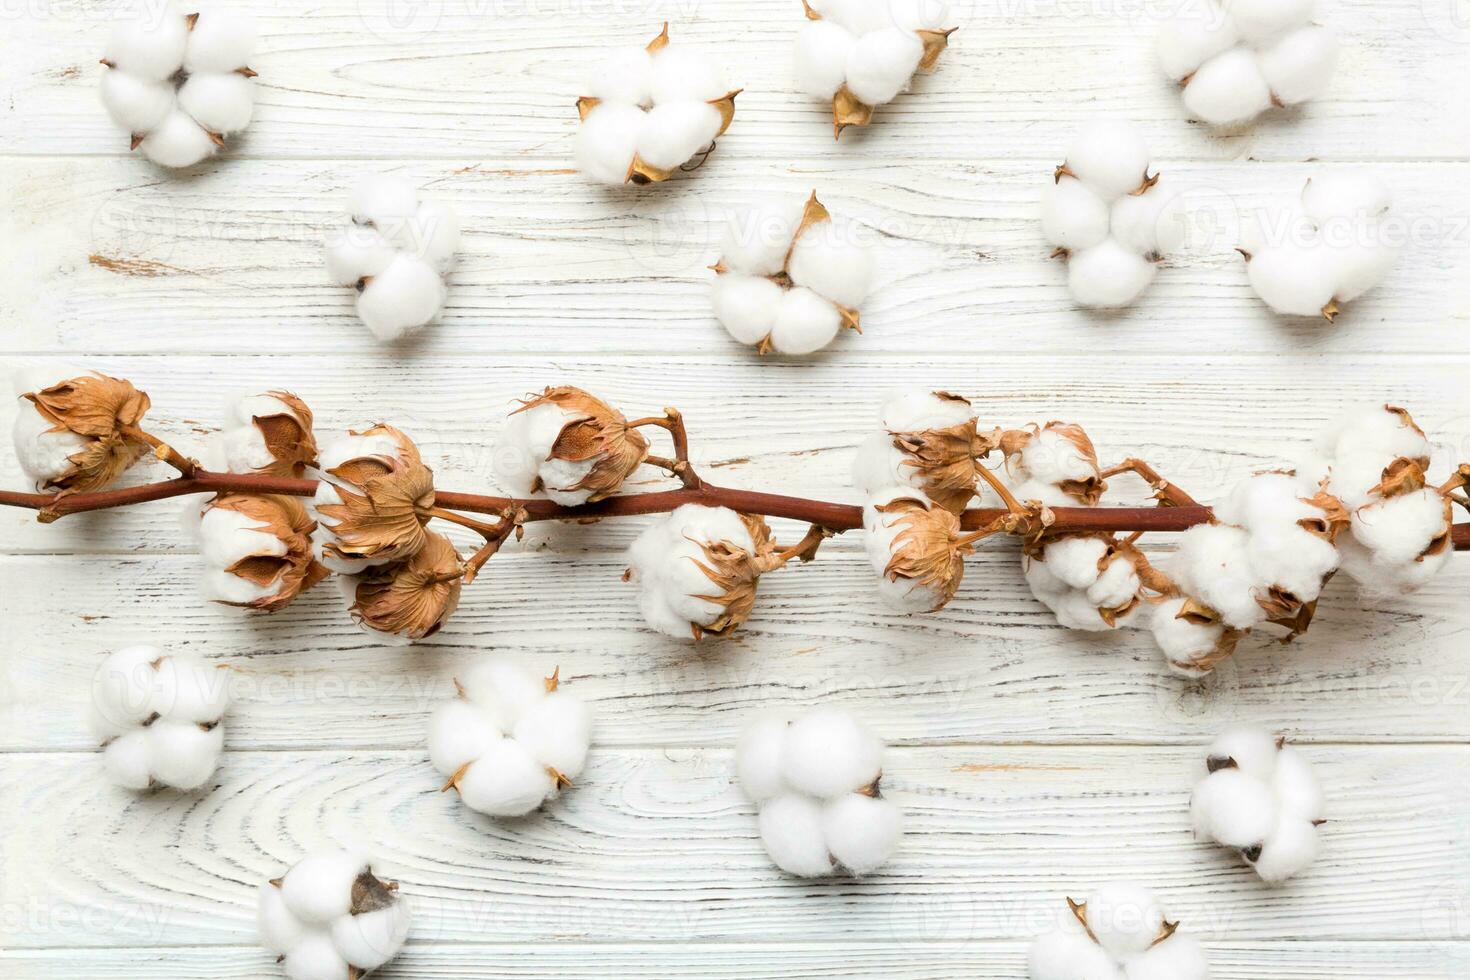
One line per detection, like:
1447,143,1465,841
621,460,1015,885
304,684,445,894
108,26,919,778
1191,726,1324,883
625,504,783,639
491,387,650,505
340,530,462,642
324,176,459,341
1305,405,1454,596
195,492,329,610
1028,883,1208,980
312,425,435,574
100,6,258,167
1042,121,1187,309
575,24,740,186
258,849,411,980
736,708,901,876
851,389,992,512
1157,0,1337,127
863,488,974,613
11,369,152,494
1024,534,1147,631
1242,173,1400,321
88,645,230,791
710,192,876,355
794,0,956,137
1150,470,1347,676
211,391,317,478
430,659,592,817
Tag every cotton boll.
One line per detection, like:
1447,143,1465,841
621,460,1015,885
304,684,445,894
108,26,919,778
795,21,857,99
1028,927,1120,980
356,254,446,340
770,287,843,355
787,218,875,308
757,794,834,877
282,931,352,980
257,881,306,954
650,46,728,104
712,273,783,346
822,793,901,874
735,713,791,803
100,71,175,134
1301,173,1392,225
1258,25,1338,105
183,9,258,73
782,708,882,798
879,388,975,431
1173,523,1265,629
330,900,411,970
852,431,911,497
1314,404,1430,472
1067,239,1157,309
1272,746,1324,821
1156,9,1240,81
1041,177,1111,253
863,489,949,614
144,720,223,790
1350,490,1450,565
103,731,154,790
1064,120,1152,200
459,658,547,728
427,698,503,776
1110,182,1188,257
104,9,189,81
325,227,396,286
720,198,806,276
1085,882,1166,958
586,45,654,105
576,102,644,186
1248,815,1319,884
12,399,88,487
279,850,367,924
1320,237,1399,303
1182,48,1273,126
1191,767,1277,846
1037,536,1110,591
152,654,230,723
349,177,420,229
1151,596,1228,673
1247,242,1338,317
455,739,557,816
1125,933,1209,980
637,101,722,171
92,644,165,729
1224,0,1316,44
139,110,218,168
844,29,924,106
490,400,593,502
513,691,593,779
1206,725,1279,779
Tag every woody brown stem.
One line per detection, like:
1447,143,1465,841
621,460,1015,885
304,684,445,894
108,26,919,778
1099,458,1200,508
629,408,701,490
121,425,198,478
771,524,835,566
427,506,509,540
3,471,1469,550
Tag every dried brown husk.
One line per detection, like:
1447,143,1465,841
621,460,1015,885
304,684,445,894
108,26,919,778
1369,456,1429,500
513,386,650,502
316,424,435,565
887,392,998,514
246,391,318,478
687,513,779,639
1297,491,1351,542
876,495,971,609
348,531,463,640
207,492,330,611
23,373,153,493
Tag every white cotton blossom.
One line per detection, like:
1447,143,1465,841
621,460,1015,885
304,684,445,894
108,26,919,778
88,645,231,791
1042,121,1187,309
1028,883,1208,980
1191,726,1324,884
794,0,955,137
1157,0,1338,127
576,25,738,186
325,176,459,341
625,504,779,639
1024,535,1145,632
429,659,592,817
490,387,651,506
100,5,258,168
851,388,980,509
736,708,901,876
1304,404,1454,596
258,849,411,980
11,365,90,489
711,192,876,355
1243,173,1400,321
310,424,433,575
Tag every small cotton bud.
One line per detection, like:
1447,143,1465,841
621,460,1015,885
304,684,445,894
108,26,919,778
492,386,650,505
261,850,410,976
312,425,435,573
863,488,971,614
343,530,463,641
199,492,329,611
214,391,318,478
12,370,152,494
851,389,983,513
1029,883,1203,977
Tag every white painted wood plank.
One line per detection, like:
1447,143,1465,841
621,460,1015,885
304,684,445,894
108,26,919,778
5,941,1468,979
3,549,1467,749
3,0,1467,161
4,352,1468,554
4,159,1468,357
3,746,1467,948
